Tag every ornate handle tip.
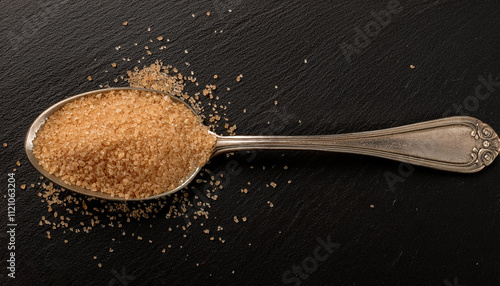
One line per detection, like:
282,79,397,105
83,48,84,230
473,121,500,168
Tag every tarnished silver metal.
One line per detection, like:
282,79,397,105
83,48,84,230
214,116,499,173
26,87,499,201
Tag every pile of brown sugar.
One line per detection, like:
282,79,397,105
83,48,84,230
33,89,217,199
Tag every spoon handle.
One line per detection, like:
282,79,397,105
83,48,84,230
213,116,499,173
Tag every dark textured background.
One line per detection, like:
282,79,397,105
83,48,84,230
1,0,499,285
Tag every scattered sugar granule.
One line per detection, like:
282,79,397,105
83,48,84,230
370,205,375,208
270,182,277,188
242,217,247,222
87,76,92,81
274,100,278,105
20,184,26,190
109,248,114,253
233,216,239,223
206,11,211,16
304,59,308,64
213,75,218,79
162,249,166,253
3,143,7,147
410,65,415,69
16,161,20,166
236,74,242,82
267,201,274,207
284,166,288,170
122,21,128,26
111,63,117,68
98,263,102,268
157,36,163,41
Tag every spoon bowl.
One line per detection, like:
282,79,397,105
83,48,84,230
25,87,207,201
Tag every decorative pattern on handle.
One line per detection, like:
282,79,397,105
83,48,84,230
214,116,500,173
471,121,499,168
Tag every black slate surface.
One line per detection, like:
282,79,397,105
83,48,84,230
1,1,499,285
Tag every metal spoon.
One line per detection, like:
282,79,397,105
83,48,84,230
25,87,500,201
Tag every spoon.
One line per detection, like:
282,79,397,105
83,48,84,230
25,87,500,201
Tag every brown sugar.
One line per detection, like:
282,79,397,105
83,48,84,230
33,89,216,199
